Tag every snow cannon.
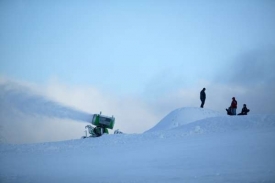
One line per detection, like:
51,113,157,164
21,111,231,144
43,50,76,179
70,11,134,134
82,112,115,138
92,113,115,130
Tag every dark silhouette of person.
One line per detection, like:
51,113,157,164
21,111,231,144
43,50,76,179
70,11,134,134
226,107,233,115
230,97,237,115
200,88,206,108
238,104,250,115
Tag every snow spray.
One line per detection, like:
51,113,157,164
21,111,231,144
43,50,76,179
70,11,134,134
0,82,93,123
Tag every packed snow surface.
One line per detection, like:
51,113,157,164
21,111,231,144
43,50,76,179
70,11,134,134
146,107,225,132
1,107,275,183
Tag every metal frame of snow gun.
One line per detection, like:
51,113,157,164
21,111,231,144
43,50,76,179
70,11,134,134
83,112,115,138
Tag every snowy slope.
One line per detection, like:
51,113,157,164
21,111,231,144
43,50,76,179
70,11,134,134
146,107,225,132
1,107,275,183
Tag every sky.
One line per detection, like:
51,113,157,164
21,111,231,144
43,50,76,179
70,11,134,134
0,0,275,143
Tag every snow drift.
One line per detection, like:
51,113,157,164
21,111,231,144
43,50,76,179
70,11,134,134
146,107,225,132
1,107,275,183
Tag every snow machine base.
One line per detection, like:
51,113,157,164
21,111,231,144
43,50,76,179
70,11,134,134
83,125,108,138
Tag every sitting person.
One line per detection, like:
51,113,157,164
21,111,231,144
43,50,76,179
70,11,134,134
226,107,233,115
238,104,250,115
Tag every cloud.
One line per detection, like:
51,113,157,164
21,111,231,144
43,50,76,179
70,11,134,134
213,47,275,114
217,47,275,87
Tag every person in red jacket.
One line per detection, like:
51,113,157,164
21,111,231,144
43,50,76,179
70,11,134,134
230,97,237,115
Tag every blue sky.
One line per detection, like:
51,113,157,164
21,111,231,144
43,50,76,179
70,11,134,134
1,0,275,143
1,0,274,95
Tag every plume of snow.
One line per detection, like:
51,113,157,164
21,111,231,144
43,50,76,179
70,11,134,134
0,81,93,123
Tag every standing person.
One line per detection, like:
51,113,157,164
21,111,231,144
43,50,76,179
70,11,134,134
200,88,206,108
230,97,237,115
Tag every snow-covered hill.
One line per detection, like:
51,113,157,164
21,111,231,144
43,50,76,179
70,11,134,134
1,107,275,183
146,107,225,132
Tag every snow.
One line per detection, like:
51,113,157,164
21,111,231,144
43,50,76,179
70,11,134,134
145,107,225,132
1,107,275,183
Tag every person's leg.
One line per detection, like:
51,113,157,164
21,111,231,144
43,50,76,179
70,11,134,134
230,108,236,115
233,108,236,115
200,100,205,108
